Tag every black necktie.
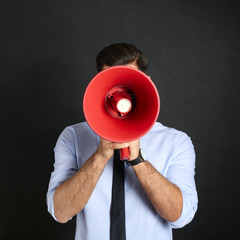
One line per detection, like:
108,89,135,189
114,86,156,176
110,149,126,240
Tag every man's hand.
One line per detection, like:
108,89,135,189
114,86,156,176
128,140,140,160
96,138,140,162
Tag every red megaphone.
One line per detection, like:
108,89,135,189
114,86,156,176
83,66,160,160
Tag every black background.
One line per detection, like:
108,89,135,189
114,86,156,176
1,0,239,239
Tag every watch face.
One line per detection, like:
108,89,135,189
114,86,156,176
140,148,146,161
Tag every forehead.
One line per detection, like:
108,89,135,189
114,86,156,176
103,61,138,70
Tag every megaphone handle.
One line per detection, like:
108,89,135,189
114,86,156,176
120,147,130,161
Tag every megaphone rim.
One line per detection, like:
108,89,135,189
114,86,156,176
83,65,160,142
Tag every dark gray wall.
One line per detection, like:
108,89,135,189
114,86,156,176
1,0,239,239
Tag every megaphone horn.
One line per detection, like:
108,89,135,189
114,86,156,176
83,66,160,160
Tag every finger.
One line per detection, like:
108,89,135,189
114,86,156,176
129,140,140,160
129,139,140,147
111,143,130,150
100,138,112,144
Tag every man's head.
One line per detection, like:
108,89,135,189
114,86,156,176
96,43,148,73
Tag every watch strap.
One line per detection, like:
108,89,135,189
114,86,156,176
125,157,145,166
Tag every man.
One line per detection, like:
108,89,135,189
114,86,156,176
47,43,198,240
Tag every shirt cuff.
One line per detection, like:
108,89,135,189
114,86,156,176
47,189,59,222
169,188,198,229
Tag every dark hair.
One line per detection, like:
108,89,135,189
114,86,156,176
96,43,148,72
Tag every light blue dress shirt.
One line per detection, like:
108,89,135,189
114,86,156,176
47,122,198,240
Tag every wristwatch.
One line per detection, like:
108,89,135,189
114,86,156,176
125,148,147,166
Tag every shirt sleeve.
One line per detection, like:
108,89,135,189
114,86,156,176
46,127,78,222
166,133,198,229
